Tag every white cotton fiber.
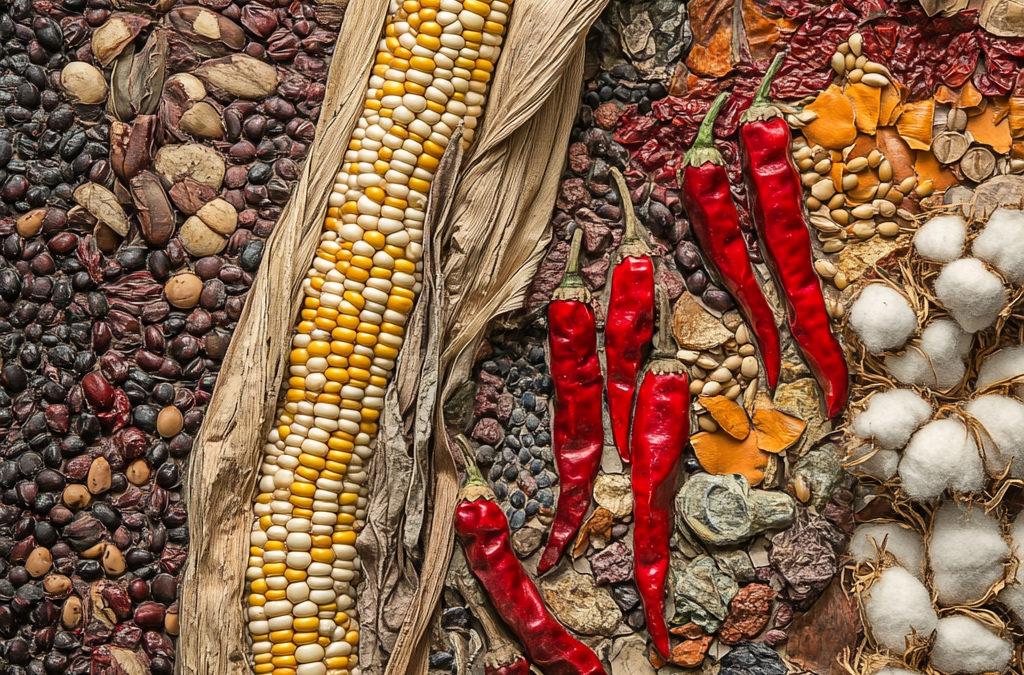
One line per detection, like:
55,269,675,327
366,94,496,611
976,345,1024,396
964,395,1024,478
915,214,966,263
934,257,1008,333
849,523,925,578
848,285,919,353
898,418,985,501
848,446,900,481
885,319,972,390
928,502,1010,606
863,566,937,654
930,615,1012,674
998,584,1024,623
973,208,1024,283
1001,513,1024,620
876,669,922,675
853,389,932,450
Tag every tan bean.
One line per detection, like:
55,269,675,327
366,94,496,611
814,158,832,174
877,220,900,237
827,193,846,210
899,175,918,193
832,52,846,75
861,72,889,87
852,221,876,239
842,173,859,191
830,209,850,225
851,204,876,219
878,159,893,182
916,179,934,197
847,156,869,173
845,52,856,71
723,384,742,400
847,68,864,83
814,259,838,278
867,149,883,167
822,239,846,253
811,178,836,201
849,32,863,56
833,270,849,290
802,171,822,187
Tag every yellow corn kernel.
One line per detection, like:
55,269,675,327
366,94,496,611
255,664,275,673
346,630,359,644
293,617,319,632
308,341,331,357
418,154,440,172
271,669,296,675
311,548,335,563
289,349,309,364
295,466,319,481
340,493,359,506
334,531,357,545
271,657,297,668
291,482,316,498
294,508,314,519
265,541,285,552
338,513,356,526
251,579,269,594
364,231,386,249
297,320,316,333
326,658,349,669
263,563,286,576
248,594,266,606
293,632,319,645
284,568,307,582
266,589,287,601
270,630,294,643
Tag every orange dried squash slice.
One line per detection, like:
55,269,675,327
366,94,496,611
751,408,806,454
802,85,858,150
690,430,770,486
702,396,751,440
915,151,959,193
967,99,1012,154
896,99,935,151
845,83,881,135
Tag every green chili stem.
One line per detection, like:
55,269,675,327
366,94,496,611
753,52,787,107
692,92,730,151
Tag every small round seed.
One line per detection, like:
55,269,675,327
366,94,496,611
814,158,832,174
877,220,900,237
814,259,838,278
867,149,882,168
849,32,863,56
806,196,822,211
842,173,859,191
833,270,849,290
802,171,823,188
811,179,836,201
861,73,889,87
822,239,846,253
847,68,864,84
852,221,876,239
739,343,756,356
701,381,722,397
723,384,742,400
846,157,869,173
831,209,850,225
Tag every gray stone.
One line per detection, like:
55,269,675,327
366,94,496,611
540,566,622,636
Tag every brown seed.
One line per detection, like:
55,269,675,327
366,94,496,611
167,73,207,101
178,101,224,140
43,574,72,595
62,596,83,628
157,406,185,437
82,542,106,559
17,208,46,237
87,457,112,494
180,215,228,256
26,547,53,577
60,62,108,104
165,273,203,309
196,197,238,235
62,484,91,509
102,544,127,576
126,459,152,485
931,132,970,164
165,607,180,635
794,475,811,502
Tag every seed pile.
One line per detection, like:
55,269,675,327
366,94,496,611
0,0,341,672
244,1,511,674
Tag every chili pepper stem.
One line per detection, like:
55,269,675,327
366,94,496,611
646,287,685,375
683,92,729,168
456,434,496,502
609,168,652,261
552,229,591,303
741,52,787,124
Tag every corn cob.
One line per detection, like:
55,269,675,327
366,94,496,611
244,2,511,675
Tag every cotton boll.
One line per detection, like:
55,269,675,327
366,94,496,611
876,669,922,675
885,320,972,390
934,258,1008,333
915,214,966,263
848,446,899,481
930,615,1012,675
964,395,1024,478
850,523,925,578
849,285,919,353
976,345,1024,396
998,584,1024,623
898,418,985,500
928,502,1010,606
972,208,1024,283
853,389,932,450
1008,511,1024,582
863,567,937,654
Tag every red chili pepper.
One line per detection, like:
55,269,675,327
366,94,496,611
630,287,690,660
605,168,655,464
678,93,782,390
538,229,605,575
453,437,608,675
739,54,850,418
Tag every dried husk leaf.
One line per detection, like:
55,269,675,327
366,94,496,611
845,83,881,135
108,42,135,122
91,13,151,67
915,150,959,192
895,99,934,150
690,430,770,486
129,29,168,118
741,0,798,61
966,100,1012,154
110,116,156,185
960,80,985,111
802,85,858,150
193,54,279,100
1010,97,1024,139
130,170,175,246
159,78,195,144
879,82,906,126
702,395,751,440
168,178,216,215
875,127,917,182
750,408,806,454
167,7,247,57
980,0,1024,37
572,507,614,557
75,183,130,236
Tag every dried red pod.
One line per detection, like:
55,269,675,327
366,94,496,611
110,486,144,509
10,536,34,563
110,116,156,186
64,516,105,551
159,545,186,574
64,455,93,480
266,28,299,61
240,3,278,37
167,178,216,215
130,171,175,246
117,427,149,460
135,603,167,629
101,583,133,620
141,630,173,658
110,621,143,649
97,388,131,434
82,372,115,410
100,351,130,383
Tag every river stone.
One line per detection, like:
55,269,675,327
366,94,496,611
594,473,633,518
511,526,542,559
673,292,733,350
590,542,633,585
540,566,622,636
609,634,656,675
790,443,845,510
676,473,797,546
772,378,829,457
671,555,738,632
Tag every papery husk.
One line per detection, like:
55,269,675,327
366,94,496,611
896,99,935,151
914,151,959,193
879,81,907,126
803,84,858,150
1009,97,1024,139
690,430,770,485
178,2,610,675
91,13,151,67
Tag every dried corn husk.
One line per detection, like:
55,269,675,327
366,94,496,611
896,99,935,150
178,2,609,675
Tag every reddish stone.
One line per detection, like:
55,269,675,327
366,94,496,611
717,583,775,644
496,393,515,424
764,629,788,646
526,240,570,307
669,622,703,639
568,142,590,174
594,102,624,130
669,635,713,667
654,263,685,300
474,383,500,419
590,542,632,585
581,255,610,291
555,178,589,213
471,418,502,446
787,579,860,675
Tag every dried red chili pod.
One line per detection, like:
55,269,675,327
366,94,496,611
537,230,604,575
739,54,849,417
605,168,655,464
453,437,607,675
678,92,782,389
630,287,690,660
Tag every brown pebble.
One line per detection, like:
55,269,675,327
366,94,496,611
87,457,112,494
62,484,91,509
180,215,227,256
16,208,46,237
165,273,203,309
157,406,184,437
44,574,72,595
62,596,83,628
126,459,151,485
102,544,126,576
26,547,52,577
